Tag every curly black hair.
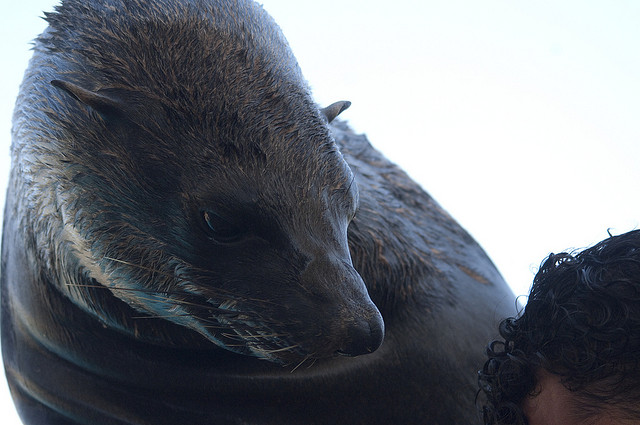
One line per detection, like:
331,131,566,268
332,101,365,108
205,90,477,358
478,229,640,424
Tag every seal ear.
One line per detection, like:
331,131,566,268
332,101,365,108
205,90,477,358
51,79,124,119
321,101,351,123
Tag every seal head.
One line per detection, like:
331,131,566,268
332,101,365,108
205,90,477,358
10,0,382,363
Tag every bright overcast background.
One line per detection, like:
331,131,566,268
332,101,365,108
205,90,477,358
2,1,640,423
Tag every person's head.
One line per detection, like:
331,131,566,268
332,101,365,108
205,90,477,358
478,230,640,425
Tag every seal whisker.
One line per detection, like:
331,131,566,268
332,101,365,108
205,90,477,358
130,314,192,319
196,314,241,326
103,256,178,278
240,333,288,339
65,283,266,319
259,344,300,355
221,332,246,342
65,283,186,297
197,323,229,330
103,257,284,310
290,353,313,373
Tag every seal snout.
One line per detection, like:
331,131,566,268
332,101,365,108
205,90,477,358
337,309,385,357
300,255,385,358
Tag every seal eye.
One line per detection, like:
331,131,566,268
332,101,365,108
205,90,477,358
202,211,246,244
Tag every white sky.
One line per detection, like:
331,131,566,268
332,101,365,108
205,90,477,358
2,1,640,423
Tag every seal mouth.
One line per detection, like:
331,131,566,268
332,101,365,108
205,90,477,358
180,292,384,364
335,347,375,357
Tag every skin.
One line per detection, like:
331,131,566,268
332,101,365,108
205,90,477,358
522,370,634,425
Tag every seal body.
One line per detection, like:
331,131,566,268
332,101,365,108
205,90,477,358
1,0,514,424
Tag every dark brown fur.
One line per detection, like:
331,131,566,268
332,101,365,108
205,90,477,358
2,1,515,423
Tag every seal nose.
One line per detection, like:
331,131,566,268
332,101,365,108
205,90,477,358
338,310,385,357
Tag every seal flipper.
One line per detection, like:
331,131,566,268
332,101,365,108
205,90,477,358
321,100,351,123
51,79,125,120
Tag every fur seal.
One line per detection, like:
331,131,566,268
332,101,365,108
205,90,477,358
1,0,514,423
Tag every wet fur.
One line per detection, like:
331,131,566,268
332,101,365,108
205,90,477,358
2,0,515,423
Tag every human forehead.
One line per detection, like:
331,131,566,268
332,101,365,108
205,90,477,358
521,370,633,425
